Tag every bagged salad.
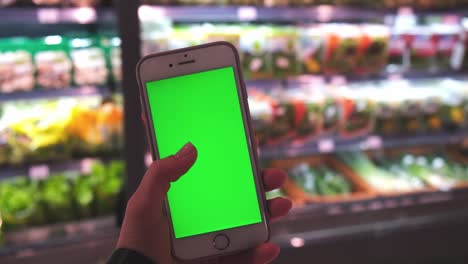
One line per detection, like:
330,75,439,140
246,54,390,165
69,36,108,86
34,36,72,89
0,38,35,93
268,26,299,78
240,26,273,79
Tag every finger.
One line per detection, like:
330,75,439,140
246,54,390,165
136,142,198,205
262,168,287,192
220,242,280,264
268,197,292,221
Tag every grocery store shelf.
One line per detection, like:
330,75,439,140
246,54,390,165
138,5,387,23
0,7,115,24
272,187,468,245
0,216,117,257
0,86,112,102
246,72,468,89
259,131,468,159
0,156,122,180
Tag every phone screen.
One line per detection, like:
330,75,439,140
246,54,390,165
145,66,262,239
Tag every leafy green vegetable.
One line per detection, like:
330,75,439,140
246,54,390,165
289,163,352,196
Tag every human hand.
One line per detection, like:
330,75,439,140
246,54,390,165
117,142,292,264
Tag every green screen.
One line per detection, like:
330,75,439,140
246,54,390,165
145,66,262,239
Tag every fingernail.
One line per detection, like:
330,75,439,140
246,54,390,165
175,142,196,160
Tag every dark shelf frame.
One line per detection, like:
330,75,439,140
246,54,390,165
0,7,115,24
0,86,112,102
260,131,468,159
137,5,466,23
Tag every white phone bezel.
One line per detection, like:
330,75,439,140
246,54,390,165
136,42,269,261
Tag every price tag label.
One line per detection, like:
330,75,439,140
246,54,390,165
327,206,343,215
330,76,347,86
80,158,95,174
37,8,60,24
237,7,257,21
72,7,97,24
364,136,383,150
350,203,366,212
318,139,335,153
317,5,333,22
387,73,403,80
29,165,50,180
368,201,383,210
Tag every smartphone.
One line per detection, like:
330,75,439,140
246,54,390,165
136,42,269,261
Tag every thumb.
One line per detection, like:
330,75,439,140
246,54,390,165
134,142,198,208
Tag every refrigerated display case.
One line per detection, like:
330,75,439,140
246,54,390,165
130,2,468,264
0,2,129,261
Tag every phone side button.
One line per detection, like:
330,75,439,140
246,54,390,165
213,234,230,250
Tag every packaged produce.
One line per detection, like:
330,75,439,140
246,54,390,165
440,79,468,129
110,42,122,83
0,96,122,166
169,25,203,50
419,87,443,132
373,85,402,135
298,25,323,75
93,160,124,215
399,88,425,133
73,175,96,218
0,178,45,230
338,151,428,193
322,24,361,75
248,90,275,145
203,24,241,54
321,94,340,135
67,98,123,156
0,135,9,166
69,37,108,86
336,86,375,138
248,90,292,144
431,24,461,71
41,174,74,222
285,87,323,140
99,35,122,84
269,89,305,142
2,99,74,163
34,36,72,89
356,25,389,76
387,29,409,72
399,154,458,190
140,18,171,56
240,26,273,79
0,38,35,93
407,26,437,71
289,163,352,196
268,26,299,77
431,154,468,182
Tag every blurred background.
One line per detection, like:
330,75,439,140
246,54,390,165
0,0,468,263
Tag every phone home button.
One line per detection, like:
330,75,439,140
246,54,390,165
213,234,230,250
